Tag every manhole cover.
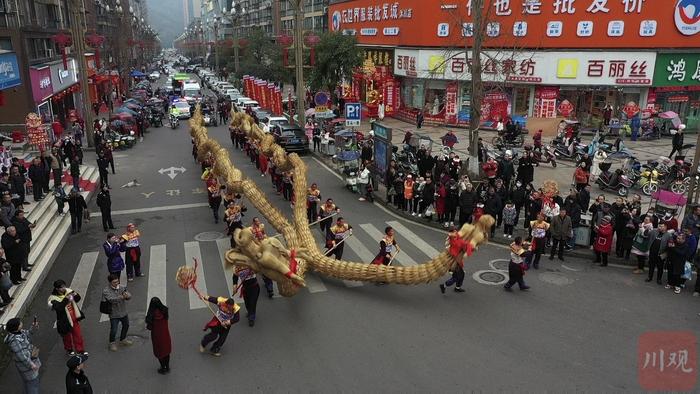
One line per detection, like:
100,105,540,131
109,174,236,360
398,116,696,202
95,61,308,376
538,272,574,286
489,259,510,271
472,270,508,285
194,231,226,241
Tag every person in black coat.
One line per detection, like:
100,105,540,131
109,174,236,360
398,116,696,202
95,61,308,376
96,153,110,189
11,210,34,272
578,185,591,212
1,226,25,284
9,166,26,206
96,187,115,232
510,181,528,226
669,127,685,159
419,178,435,217
483,187,502,238
458,184,476,225
497,155,515,188
516,149,537,187
65,354,92,394
67,190,87,234
666,232,689,292
526,192,542,232
27,158,46,202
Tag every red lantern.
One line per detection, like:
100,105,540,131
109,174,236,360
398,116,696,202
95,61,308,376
304,33,320,66
277,34,293,67
51,31,73,70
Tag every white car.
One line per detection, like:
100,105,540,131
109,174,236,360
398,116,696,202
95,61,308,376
235,97,251,106
223,88,240,96
227,92,242,102
260,116,289,133
149,71,161,80
217,84,235,94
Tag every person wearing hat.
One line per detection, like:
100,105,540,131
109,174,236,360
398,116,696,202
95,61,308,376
65,354,92,393
4,317,41,393
48,279,86,356
594,215,614,266
121,223,143,281
199,294,240,356
662,212,678,232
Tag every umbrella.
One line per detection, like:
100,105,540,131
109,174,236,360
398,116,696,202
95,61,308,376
110,119,127,129
315,111,336,119
659,111,679,119
124,102,142,111
113,107,138,116
130,70,147,77
111,112,134,121
305,108,315,117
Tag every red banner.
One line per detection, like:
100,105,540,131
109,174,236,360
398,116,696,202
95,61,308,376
274,87,282,115
445,82,458,124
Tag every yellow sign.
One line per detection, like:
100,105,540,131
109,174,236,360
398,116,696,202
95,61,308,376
315,105,328,113
557,59,578,79
428,55,446,74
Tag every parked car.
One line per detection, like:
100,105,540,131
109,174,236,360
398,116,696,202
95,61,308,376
260,115,289,133
272,124,309,153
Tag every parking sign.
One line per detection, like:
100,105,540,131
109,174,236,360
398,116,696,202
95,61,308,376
345,102,361,127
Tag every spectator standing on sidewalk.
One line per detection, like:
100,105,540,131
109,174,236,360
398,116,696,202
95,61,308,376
4,317,41,394
96,186,115,231
67,189,87,234
70,157,81,191
9,167,26,207
632,216,654,274
549,208,572,261
97,153,110,189
50,147,64,187
0,192,17,228
48,279,87,356
102,273,133,352
594,215,614,267
12,210,35,272
27,158,46,202
665,232,689,294
0,249,13,314
2,226,25,285
39,151,51,195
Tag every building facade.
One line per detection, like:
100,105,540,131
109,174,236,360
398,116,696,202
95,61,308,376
328,0,700,132
0,0,156,128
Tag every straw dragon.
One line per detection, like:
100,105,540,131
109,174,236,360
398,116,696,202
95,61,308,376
189,107,494,297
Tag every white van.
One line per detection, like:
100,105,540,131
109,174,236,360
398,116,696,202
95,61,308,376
182,81,201,99
242,100,260,110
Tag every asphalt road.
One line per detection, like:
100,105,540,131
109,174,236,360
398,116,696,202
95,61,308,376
2,85,699,393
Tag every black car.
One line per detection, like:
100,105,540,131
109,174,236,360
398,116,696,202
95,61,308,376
273,125,309,153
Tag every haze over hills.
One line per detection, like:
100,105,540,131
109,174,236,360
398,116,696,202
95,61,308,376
147,0,185,48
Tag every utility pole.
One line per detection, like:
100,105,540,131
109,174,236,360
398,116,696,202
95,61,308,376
686,132,700,212
294,0,305,126
69,0,95,147
468,0,484,175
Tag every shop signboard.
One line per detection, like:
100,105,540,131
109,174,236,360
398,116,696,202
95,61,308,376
49,58,78,94
394,49,656,86
383,77,397,115
329,0,700,49
653,53,700,87
345,102,361,127
30,66,53,103
371,121,392,185
0,52,21,90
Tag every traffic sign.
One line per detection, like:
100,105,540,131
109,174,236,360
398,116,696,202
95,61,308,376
345,102,361,127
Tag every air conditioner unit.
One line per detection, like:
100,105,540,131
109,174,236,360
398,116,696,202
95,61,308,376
46,48,54,57
323,6,327,14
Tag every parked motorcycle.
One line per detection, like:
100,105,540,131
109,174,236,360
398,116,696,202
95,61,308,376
147,110,163,128
552,138,586,162
531,145,557,168
492,129,524,147
596,163,632,196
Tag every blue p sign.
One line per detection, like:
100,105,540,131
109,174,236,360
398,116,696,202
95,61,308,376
345,102,361,127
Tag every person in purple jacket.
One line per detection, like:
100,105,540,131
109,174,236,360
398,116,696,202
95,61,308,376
103,233,125,277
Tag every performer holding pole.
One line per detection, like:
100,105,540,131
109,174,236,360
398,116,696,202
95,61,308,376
232,265,260,327
199,294,240,357
372,226,400,266
307,183,321,223
326,217,352,260
439,226,472,294
318,198,339,236
249,218,274,299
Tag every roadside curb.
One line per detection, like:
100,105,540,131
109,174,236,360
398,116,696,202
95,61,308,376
308,150,639,266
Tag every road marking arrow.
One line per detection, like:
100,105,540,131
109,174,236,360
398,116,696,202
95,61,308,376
158,166,187,180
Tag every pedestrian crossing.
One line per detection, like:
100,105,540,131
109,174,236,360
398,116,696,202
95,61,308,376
68,221,447,322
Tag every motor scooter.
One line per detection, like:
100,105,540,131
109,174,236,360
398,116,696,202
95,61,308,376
531,145,557,168
596,163,632,196
169,114,179,129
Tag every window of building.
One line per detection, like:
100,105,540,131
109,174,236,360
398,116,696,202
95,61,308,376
0,37,12,51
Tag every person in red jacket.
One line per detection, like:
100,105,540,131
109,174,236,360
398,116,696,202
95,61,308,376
145,297,171,374
435,181,447,226
573,162,590,191
482,157,498,184
533,129,543,152
594,215,614,266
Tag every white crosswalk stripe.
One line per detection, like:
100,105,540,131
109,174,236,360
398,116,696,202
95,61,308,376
184,241,207,310
146,245,167,308
77,226,446,321
386,221,442,259
359,223,417,266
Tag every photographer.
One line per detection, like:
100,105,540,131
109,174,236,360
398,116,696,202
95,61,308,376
4,317,41,393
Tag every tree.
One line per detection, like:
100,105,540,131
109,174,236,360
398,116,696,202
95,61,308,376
238,28,292,83
308,32,364,103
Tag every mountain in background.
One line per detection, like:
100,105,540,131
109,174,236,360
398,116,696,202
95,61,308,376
147,0,184,48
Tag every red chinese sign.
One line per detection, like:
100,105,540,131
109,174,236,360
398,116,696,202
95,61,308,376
558,99,574,117
445,82,458,124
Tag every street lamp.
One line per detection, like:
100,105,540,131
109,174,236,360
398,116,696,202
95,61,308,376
221,3,244,74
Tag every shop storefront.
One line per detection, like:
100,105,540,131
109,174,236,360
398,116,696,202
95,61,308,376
391,49,655,129
49,58,79,127
651,53,700,132
29,65,55,123
342,48,398,118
